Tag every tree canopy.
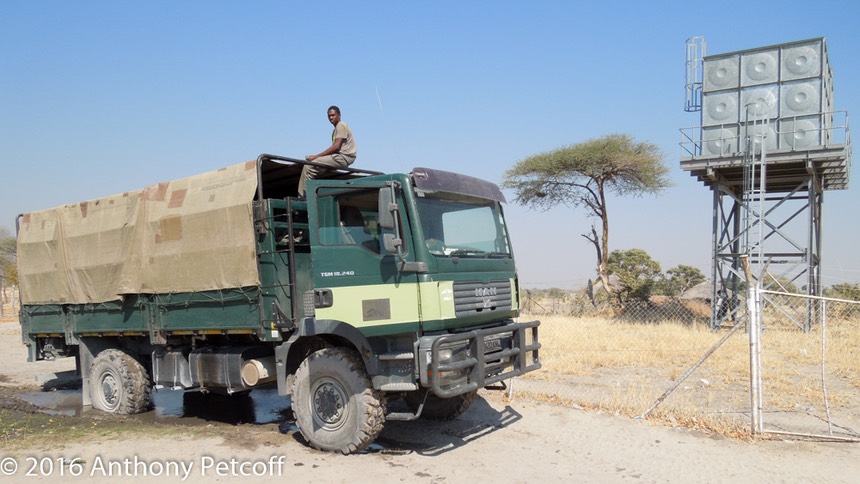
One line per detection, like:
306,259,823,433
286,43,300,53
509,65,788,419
661,265,706,297
826,283,860,301
606,248,662,304
502,133,671,290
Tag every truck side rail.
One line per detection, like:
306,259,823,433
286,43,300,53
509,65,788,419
255,153,385,202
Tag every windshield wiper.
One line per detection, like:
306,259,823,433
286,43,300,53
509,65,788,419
447,249,486,257
447,249,510,258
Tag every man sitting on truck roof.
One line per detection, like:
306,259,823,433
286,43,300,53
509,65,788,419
299,105,357,197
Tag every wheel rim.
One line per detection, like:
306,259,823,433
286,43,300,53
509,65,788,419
311,377,348,430
98,371,120,411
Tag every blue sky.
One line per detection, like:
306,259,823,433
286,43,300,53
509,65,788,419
2,1,858,289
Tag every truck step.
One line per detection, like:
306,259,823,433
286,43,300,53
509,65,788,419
385,411,421,422
377,382,418,392
377,352,414,361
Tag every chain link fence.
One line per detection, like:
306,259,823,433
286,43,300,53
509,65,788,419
521,289,714,324
516,284,860,440
752,289,860,441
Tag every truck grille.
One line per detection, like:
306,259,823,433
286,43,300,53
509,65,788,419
453,280,512,317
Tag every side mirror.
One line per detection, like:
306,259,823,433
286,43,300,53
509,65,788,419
377,184,425,273
378,187,396,230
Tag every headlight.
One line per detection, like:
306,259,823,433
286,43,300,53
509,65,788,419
437,348,454,363
419,337,472,386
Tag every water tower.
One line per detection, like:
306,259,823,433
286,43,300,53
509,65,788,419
680,37,851,329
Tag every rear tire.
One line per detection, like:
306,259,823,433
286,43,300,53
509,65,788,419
404,389,477,420
291,348,385,454
89,349,152,415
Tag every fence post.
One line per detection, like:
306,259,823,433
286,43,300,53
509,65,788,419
821,299,833,436
741,256,763,435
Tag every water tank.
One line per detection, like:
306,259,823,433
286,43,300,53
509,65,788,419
700,38,833,152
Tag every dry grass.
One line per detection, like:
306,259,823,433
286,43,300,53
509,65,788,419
518,312,860,438
531,315,749,376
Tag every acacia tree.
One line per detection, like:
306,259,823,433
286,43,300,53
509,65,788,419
661,265,706,297
502,134,671,292
606,248,662,304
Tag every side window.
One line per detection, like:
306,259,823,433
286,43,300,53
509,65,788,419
318,189,392,254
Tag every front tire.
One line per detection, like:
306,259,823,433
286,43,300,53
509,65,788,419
89,349,152,415
291,348,385,454
404,389,477,420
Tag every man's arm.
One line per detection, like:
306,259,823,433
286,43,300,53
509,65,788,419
307,137,344,161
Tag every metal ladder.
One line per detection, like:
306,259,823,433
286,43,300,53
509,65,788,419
684,36,705,113
741,106,768,272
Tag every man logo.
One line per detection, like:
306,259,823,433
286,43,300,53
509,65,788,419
475,286,497,308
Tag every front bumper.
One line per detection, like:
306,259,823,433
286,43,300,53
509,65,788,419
419,320,541,398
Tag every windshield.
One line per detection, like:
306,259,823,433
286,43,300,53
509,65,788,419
414,191,511,258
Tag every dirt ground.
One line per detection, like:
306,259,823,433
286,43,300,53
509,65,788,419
1,321,859,483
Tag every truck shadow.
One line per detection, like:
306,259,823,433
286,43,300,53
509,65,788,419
369,395,523,456
10,380,519,455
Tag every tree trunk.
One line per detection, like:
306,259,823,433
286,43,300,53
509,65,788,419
597,180,612,294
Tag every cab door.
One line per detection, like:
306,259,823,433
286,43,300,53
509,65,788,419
308,184,422,337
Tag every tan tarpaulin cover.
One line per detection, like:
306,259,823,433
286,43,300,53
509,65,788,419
17,161,260,304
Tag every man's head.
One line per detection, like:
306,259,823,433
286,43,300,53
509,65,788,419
327,105,341,126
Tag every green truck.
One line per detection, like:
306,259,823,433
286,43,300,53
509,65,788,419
16,154,541,453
